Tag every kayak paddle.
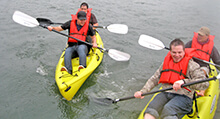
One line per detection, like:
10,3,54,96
138,34,220,68
93,24,128,34
36,17,128,34
36,18,63,25
12,11,130,61
95,74,220,105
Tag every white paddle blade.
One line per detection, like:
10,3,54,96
12,11,39,27
107,24,128,34
138,34,165,50
108,49,130,61
217,74,220,79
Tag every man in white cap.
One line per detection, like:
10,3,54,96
185,26,220,95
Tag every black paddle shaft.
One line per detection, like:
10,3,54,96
39,24,106,52
93,26,106,29
37,18,107,29
113,76,217,103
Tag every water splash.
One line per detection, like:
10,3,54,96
99,70,113,78
36,65,48,76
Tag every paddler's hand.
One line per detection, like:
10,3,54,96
196,90,205,96
47,26,53,31
92,42,98,48
173,80,184,91
134,91,144,99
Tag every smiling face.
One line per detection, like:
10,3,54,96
170,45,185,63
197,33,209,43
77,18,86,26
80,5,88,13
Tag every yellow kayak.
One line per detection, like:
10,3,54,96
12,11,130,100
55,31,104,101
138,63,219,119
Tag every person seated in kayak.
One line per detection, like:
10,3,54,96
79,2,98,28
185,26,220,96
48,11,97,74
76,2,98,44
134,39,208,119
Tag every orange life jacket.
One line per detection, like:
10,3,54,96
68,8,92,43
159,49,193,84
191,32,215,61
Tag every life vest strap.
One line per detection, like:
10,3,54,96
70,32,87,36
161,69,188,78
196,49,211,55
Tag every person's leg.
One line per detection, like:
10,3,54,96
161,93,193,119
144,92,170,119
64,46,76,74
76,44,88,67
86,36,92,52
144,113,156,119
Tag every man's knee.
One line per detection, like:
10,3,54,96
144,113,156,119
78,45,88,54
144,108,159,119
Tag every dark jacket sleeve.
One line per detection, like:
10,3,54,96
185,41,192,48
211,46,220,70
87,24,95,36
61,20,71,30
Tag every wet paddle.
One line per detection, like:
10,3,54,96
95,74,220,105
36,17,128,34
12,11,130,61
138,34,220,68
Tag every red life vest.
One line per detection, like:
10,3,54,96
191,32,215,61
159,49,193,84
68,8,92,43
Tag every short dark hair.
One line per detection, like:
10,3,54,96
169,38,185,50
80,2,89,8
